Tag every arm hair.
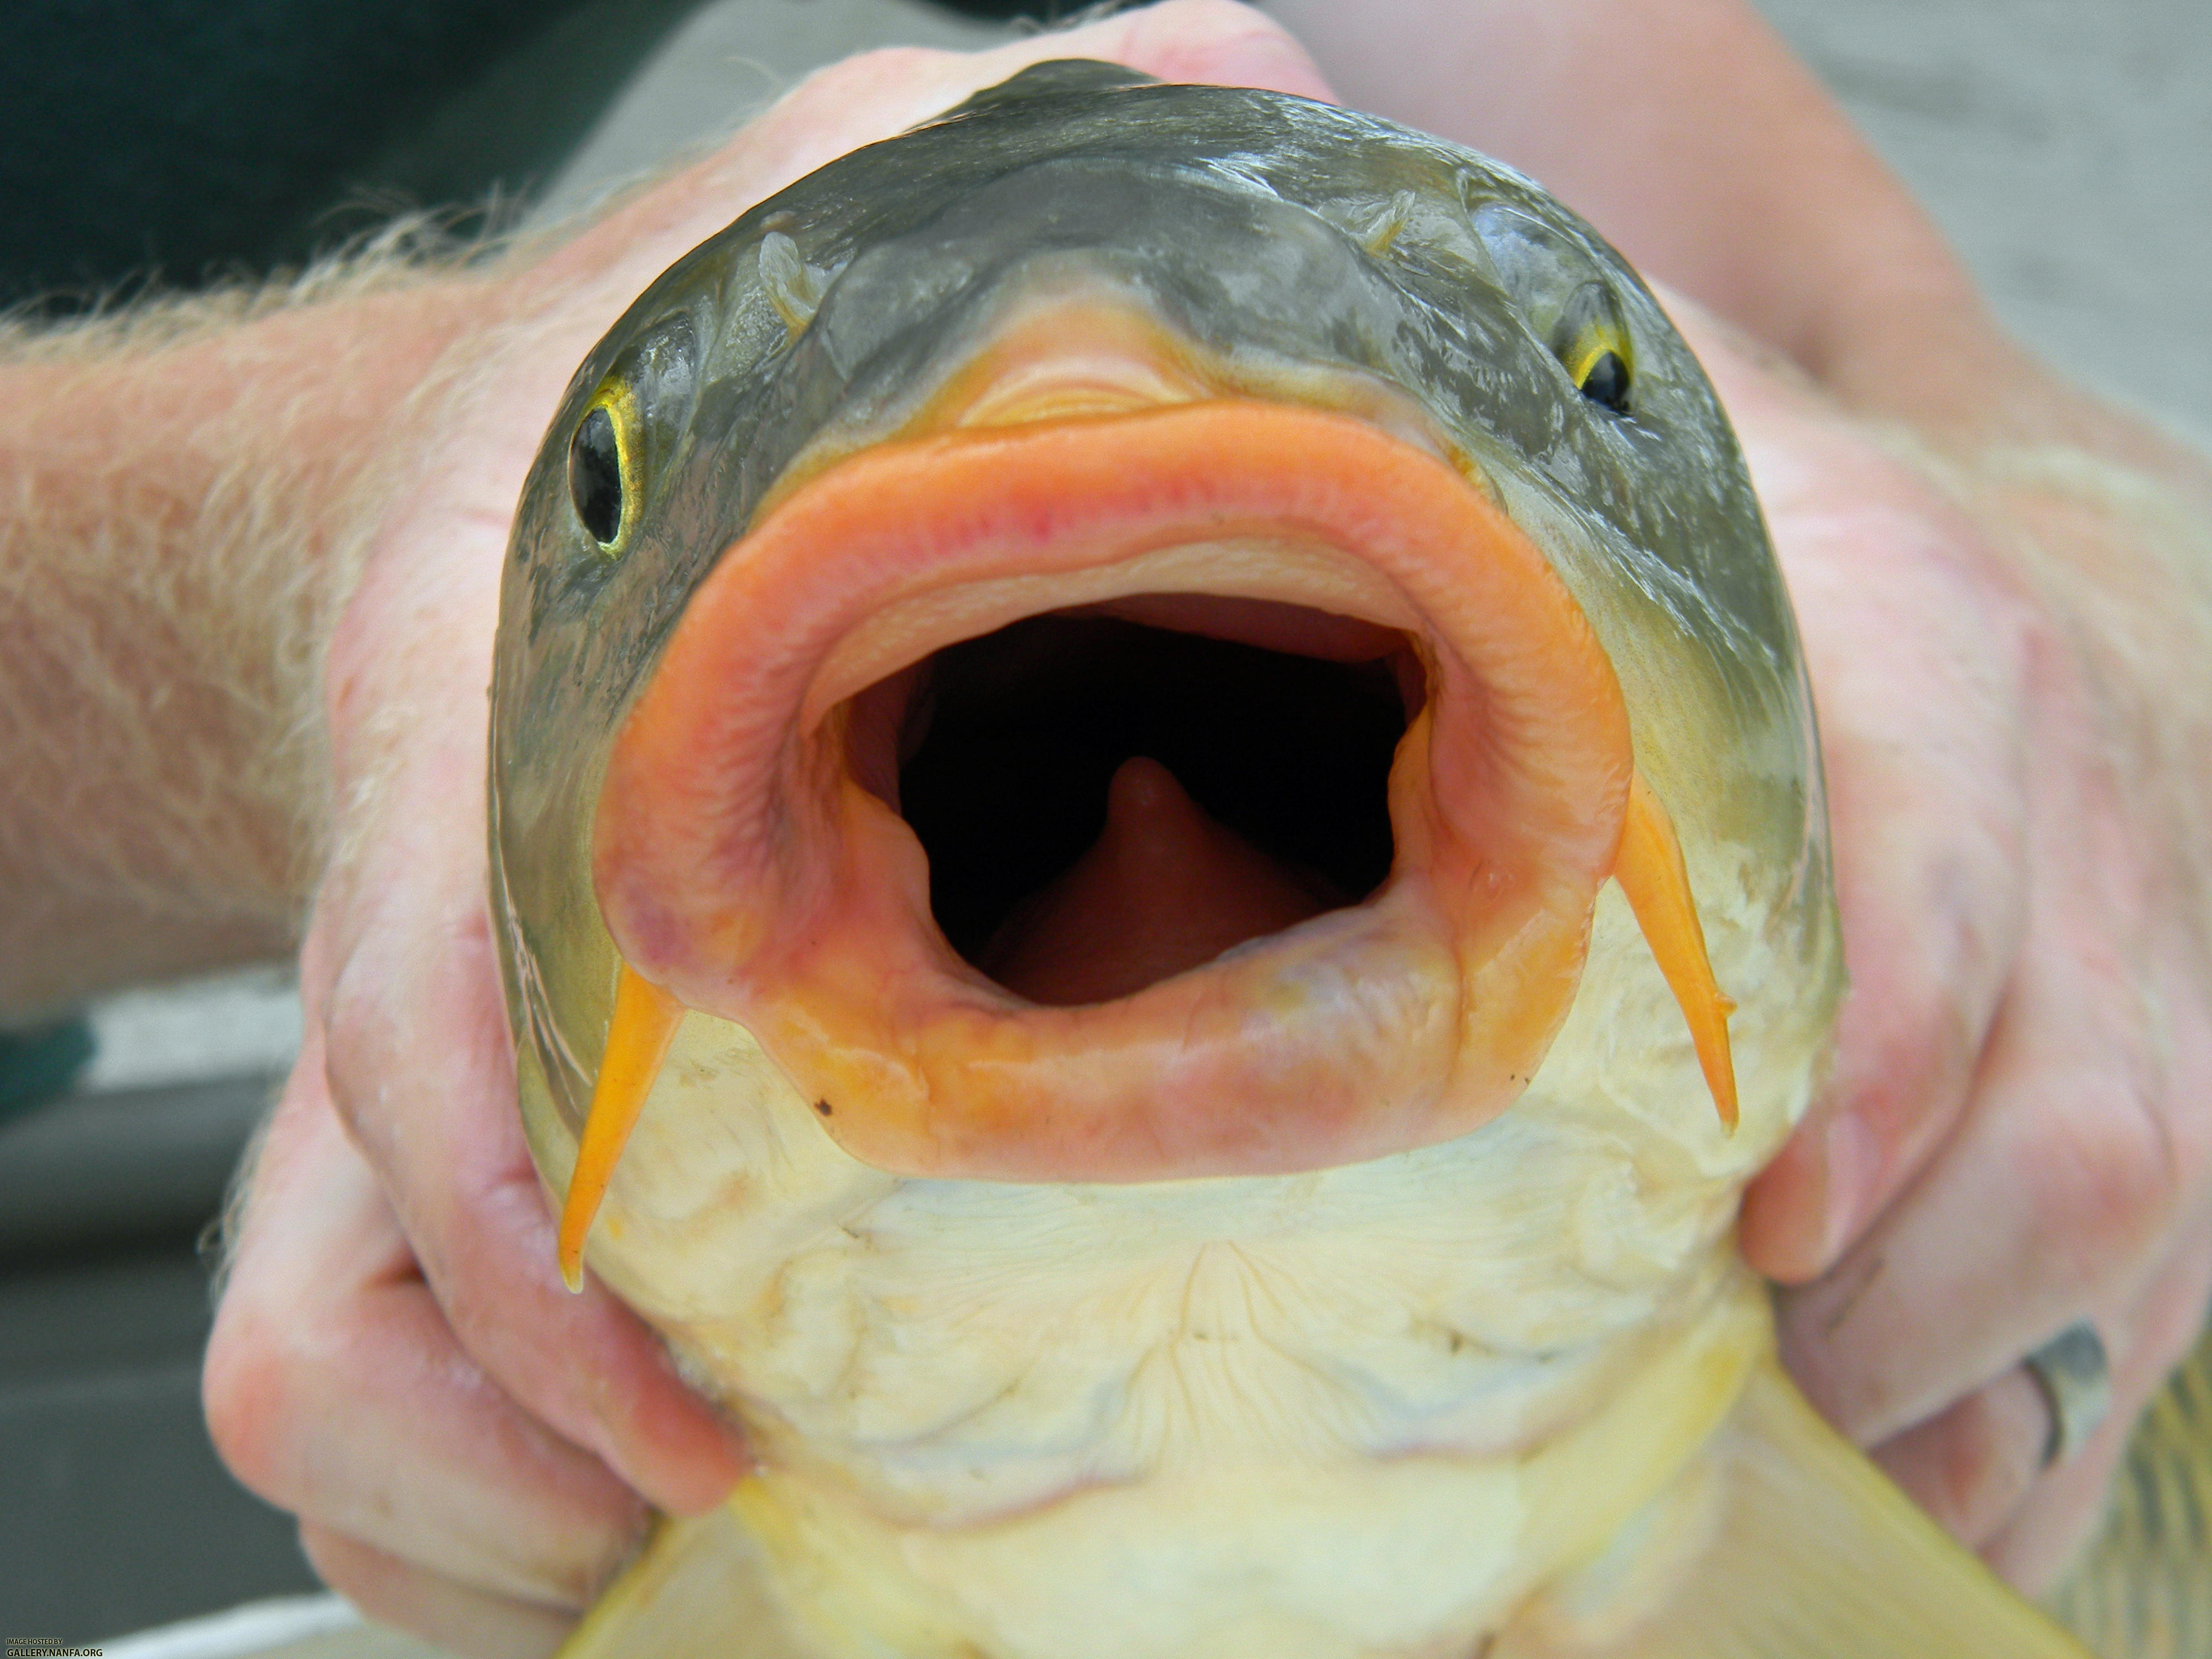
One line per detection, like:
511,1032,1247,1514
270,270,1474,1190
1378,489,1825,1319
0,226,508,1015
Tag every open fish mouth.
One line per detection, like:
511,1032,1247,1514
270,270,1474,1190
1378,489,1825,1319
500,74,1987,1659
578,296,1732,1215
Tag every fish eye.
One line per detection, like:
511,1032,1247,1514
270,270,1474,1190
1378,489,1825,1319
1556,285,1635,416
568,389,637,554
1572,342,1631,414
1465,206,1639,418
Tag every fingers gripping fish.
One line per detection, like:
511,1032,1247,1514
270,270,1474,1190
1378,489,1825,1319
489,63,2093,1659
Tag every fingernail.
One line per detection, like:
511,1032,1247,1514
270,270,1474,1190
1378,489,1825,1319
1819,1110,1877,1266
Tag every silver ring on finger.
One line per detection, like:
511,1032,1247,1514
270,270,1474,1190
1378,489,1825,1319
2022,1320,2111,1468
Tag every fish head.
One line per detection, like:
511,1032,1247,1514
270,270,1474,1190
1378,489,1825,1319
491,62,1842,1262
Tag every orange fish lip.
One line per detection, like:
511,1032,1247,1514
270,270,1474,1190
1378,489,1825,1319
594,397,1634,1182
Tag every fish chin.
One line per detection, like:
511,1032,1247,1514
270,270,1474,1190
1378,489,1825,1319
594,356,1637,1183
549,957,1780,1655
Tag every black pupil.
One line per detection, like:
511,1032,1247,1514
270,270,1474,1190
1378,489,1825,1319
569,405,623,545
1578,349,1630,413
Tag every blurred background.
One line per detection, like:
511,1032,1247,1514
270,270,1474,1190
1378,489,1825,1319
1,0,2204,1647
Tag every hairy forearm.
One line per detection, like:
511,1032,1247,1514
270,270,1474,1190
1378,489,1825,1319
0,44,1026,1019
0,251,508,1014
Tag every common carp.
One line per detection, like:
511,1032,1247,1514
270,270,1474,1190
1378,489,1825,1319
488,61,2105,1657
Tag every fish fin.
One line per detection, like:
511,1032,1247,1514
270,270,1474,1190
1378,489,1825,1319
560,1480,981,1659
1495,1358,2095,1658
2046,1315,2212,1657
1613,769,1738,1131
557,964,684,1292
558,1505,830,1659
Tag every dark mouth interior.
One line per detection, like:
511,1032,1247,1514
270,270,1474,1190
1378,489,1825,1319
883,607,1413,994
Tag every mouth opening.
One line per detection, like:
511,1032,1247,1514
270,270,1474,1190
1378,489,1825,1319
857,602,1419,1006
555,398,1743,1277
594,399,1642,1181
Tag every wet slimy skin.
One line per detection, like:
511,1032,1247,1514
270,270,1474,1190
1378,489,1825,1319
491,61,1850,1659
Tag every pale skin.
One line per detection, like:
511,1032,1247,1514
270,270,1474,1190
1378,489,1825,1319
0,2,2197,1653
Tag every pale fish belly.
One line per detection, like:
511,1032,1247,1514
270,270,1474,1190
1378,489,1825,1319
522,881,1826,1657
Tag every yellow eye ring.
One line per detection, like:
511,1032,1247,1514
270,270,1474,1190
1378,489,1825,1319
1563,323,1633,414
569,382,641,555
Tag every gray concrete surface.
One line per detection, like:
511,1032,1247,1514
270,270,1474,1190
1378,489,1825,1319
80,969,300,1097
1760,0,2212,447
9,0,2203,1651
537,0,1010,217
1,1233,320,1641
0,1076,280,1258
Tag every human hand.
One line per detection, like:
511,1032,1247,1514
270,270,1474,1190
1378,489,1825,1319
204,1,2212,1645
1708,309,2212,1588
1270,0,2212,1588
202,8,1336,1655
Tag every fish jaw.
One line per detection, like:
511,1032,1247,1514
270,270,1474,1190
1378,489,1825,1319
592,394,1635,1183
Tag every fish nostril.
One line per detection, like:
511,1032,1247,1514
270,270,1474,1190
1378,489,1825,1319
881,606,1410,990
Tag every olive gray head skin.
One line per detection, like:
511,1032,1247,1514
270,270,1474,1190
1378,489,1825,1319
489,60,1835,1153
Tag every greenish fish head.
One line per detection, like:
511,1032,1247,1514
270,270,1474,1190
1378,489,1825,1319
491,62,1841,1210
